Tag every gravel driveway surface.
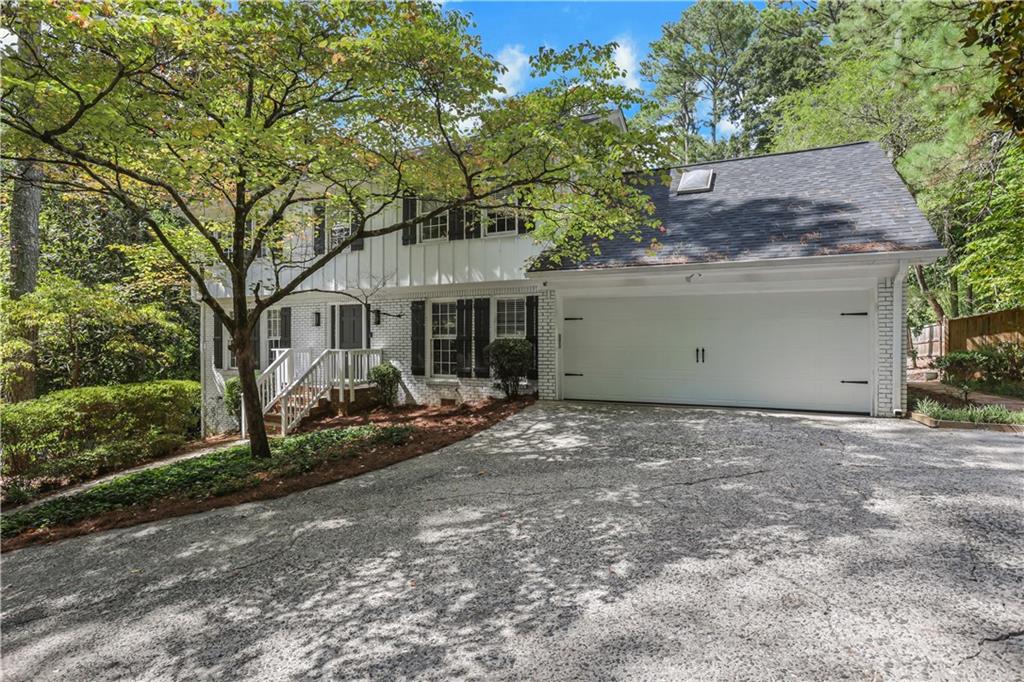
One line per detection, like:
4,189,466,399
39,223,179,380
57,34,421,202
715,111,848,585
2,401,1022,680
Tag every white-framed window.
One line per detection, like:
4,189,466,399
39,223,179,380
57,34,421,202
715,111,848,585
328,208,354,250
266,308,282,353
227,342,237,369
430,301,458,376
485,208,518,237
495,297,527,338
419,200,449,241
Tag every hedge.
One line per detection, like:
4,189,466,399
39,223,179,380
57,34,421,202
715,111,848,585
1,380,201,504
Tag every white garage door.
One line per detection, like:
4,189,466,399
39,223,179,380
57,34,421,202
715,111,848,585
562,290,873,414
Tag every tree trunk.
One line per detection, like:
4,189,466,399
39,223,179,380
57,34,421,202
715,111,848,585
234,332,272,460
965,284,974,315
914,264,946,323
949,272,959,318
7,161,43,402
906,325,917,368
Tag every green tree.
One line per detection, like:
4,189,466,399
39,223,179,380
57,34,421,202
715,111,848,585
733,1,838,151
1,2,666,459
641,0,757,156
1,274,192,393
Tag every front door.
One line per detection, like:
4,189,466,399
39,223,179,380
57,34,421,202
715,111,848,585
335,304,364,349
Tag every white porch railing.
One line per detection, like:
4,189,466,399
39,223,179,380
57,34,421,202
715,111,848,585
240,347,385,438
343,349,383,402
281,349,343,435
258,348,293,414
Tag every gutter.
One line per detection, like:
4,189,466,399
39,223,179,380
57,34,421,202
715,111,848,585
892,261,909,417
527,248,947,280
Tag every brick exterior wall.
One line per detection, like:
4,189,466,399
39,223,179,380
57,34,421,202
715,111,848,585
201,283,553,433
874,276,907,417
369,283,548,405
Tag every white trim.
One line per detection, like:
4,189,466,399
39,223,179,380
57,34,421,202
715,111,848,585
893,261,908,416
427,298,458,378
528,249,948,281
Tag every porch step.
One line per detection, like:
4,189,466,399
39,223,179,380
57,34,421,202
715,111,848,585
262,384,379,433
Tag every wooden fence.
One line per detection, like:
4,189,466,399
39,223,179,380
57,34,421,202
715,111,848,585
947,308,1024,352
911,322,945,361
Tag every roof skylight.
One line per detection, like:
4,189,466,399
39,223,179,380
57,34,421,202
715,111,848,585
675,168,715,194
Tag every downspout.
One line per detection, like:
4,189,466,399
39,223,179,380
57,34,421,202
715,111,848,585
199,304,207,437
892,261,908,416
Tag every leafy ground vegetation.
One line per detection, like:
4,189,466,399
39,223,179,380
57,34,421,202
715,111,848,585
913,397,1024,425
1,425,411,541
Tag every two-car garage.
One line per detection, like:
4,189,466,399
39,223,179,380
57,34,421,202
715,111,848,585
560,289,875,414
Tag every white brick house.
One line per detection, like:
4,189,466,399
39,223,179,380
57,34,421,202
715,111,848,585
199,142,943,434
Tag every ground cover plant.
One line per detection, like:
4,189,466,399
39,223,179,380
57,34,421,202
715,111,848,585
1,424,411,540
913,397,1024,425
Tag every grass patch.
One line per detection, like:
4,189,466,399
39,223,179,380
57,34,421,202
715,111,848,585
914,397,1024,425
1,424,412,539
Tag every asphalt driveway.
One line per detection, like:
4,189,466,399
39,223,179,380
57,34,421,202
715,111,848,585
2,401,1022,680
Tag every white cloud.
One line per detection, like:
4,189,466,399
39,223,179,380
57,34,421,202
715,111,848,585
716,118,742,139
612,36,642,91
495,44,530,97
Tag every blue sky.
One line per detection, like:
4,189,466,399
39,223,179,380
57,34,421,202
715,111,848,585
449,1,692,98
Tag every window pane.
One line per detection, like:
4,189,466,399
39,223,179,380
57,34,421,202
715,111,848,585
267,309,281,339
432,339,456,376
487,209,517,235
496,298,526,337
432,302,457,336
420,201,449,240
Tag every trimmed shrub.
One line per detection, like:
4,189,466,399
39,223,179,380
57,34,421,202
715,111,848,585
369,361,401,408
224,376,243,420
1,380,201,503
485,338,533,399
934,343,1024,389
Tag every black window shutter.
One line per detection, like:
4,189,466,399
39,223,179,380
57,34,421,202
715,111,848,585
465,208,481,239
526,295,539,379
314,202,326,254
517,211,528,235
456,299,472,377
473,298,490,378
351,236,364,250
280,307,292,348
449,207,465,241
401,194,418,245
411,300,426,376
329,305,336,349
252,316,261,370
213,316,224,369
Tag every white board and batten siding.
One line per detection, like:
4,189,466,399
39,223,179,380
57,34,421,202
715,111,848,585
206,200,545,299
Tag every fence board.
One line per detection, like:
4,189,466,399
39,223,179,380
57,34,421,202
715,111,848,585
947,308,1024,352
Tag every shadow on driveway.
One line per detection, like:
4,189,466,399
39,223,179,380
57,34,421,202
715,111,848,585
2,401,1022,680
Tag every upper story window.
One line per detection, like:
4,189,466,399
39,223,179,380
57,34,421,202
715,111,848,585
419,200,448,241
485,208,518,237
329,209,354,251
495,297,526,338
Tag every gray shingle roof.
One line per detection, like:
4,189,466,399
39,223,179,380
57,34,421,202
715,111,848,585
533,141,941,272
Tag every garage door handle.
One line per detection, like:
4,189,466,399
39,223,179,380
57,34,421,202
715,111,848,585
696,347,699,363
701,347,705,363
841,380,869,384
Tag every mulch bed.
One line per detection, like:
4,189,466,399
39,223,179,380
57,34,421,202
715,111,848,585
908,384,967,410
2,396,534,552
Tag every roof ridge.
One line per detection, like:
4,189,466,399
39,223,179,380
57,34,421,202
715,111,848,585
650,141,877,173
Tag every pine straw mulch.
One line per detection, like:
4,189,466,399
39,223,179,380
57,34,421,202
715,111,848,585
2,396,534,551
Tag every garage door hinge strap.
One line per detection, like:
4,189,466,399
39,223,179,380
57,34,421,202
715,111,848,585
564,317,583,321
841,380,869,384
564,372,584,376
